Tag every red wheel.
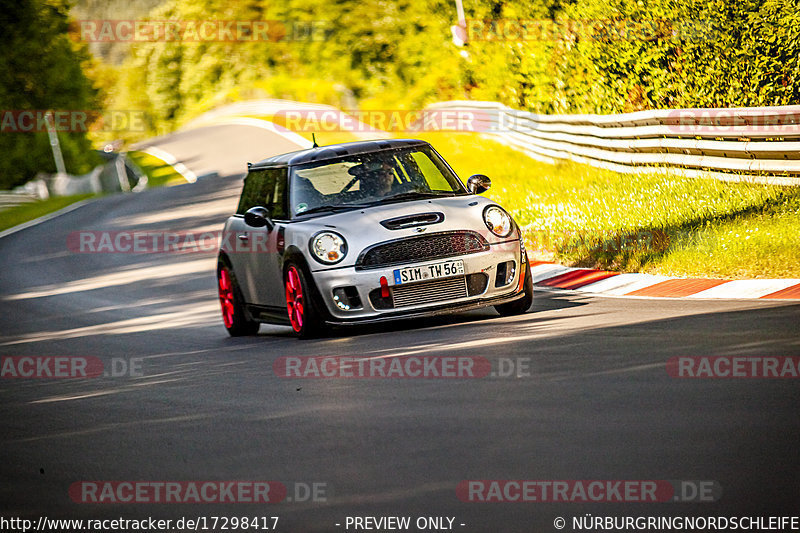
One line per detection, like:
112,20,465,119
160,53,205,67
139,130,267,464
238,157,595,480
283,262,323,338
218,267,236,329
285,265,305,332
217,260,259,336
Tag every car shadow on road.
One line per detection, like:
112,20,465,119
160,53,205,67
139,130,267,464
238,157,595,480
314,289,590,339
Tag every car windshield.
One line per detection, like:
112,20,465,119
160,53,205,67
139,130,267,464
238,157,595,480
288,145,466,217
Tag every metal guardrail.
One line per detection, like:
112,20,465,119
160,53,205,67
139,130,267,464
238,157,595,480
0,192,39,209
427,101,800,185
0,153,148,211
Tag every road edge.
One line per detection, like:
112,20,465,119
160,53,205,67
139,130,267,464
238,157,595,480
0,199,93,240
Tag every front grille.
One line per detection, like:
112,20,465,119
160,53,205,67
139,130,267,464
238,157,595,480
368,273,488,310
357,231,489,270
392,276,468,308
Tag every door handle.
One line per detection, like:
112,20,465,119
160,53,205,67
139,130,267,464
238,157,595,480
237,234,249,241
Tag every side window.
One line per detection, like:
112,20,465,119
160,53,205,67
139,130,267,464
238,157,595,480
235,168,288,220
236,170,268,215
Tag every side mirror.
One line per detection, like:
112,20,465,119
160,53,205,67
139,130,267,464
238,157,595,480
244,206,274,229
467,174,491,194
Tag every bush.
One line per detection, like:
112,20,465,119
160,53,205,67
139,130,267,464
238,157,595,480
0,0,102,189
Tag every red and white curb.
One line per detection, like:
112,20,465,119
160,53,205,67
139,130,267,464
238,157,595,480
530,261,800,300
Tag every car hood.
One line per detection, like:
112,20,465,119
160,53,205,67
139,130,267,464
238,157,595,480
287,195,515,271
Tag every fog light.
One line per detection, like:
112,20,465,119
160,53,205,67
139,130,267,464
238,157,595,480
495,261,516,287
506,262,516,285
332,286,362,310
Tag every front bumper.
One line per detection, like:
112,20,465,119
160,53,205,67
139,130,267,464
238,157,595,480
322,291,526,326
309,239,525,322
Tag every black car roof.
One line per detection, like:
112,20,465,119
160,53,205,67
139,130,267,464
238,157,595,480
248,138,430,169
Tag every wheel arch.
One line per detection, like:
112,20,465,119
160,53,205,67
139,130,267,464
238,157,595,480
281,246,333,321
215,251,260,334
217,250,232,269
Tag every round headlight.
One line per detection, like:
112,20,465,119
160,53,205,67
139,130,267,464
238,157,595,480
483,206,513,237
310,231,347,264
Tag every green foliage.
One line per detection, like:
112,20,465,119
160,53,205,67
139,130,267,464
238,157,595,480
464,0,800,112
69,0,165,64
0,0,101,189
126,150,188,187
104,0,466,136
99,0,799,136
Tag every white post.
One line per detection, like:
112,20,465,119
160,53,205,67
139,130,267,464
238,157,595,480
451,0,468,47
455,0,465,25
115,155,131,192
44,111,67,176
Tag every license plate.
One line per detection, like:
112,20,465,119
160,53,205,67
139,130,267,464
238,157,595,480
393,259,465,284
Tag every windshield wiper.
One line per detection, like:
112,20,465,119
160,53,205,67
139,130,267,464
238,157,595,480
371,191,457,204
297,203,372,216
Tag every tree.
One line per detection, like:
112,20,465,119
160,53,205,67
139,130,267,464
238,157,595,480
0,0,100,189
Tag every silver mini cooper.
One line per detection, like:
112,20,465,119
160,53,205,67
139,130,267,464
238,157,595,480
216,139,532,338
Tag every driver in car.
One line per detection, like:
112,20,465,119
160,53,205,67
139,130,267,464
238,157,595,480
357,159,396,198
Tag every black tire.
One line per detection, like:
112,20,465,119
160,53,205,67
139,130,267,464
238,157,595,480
217,258,260,336
494,254,533,316
283,262,325,339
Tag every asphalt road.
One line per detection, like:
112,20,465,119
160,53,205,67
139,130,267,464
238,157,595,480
1,125,799,533
133,122,306,177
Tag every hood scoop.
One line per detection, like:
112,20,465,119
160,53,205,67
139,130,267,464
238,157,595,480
380,212,444,230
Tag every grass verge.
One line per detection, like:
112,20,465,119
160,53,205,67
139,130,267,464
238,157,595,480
1,152,187,234
404,131,800,279
127,151,188,187
0,194,94,234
